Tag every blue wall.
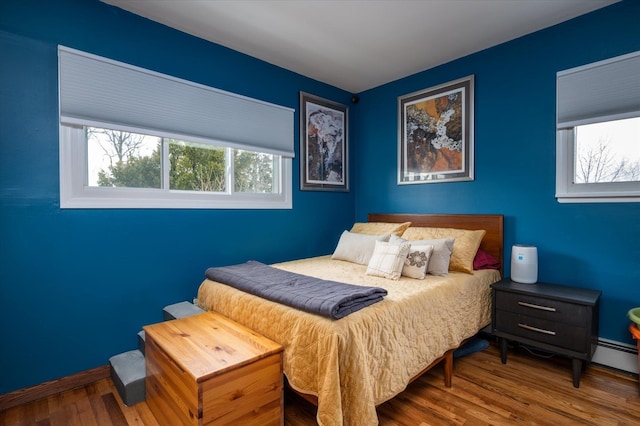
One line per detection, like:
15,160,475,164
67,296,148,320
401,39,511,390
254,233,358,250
0,0,354,394
1,0,638,396
353,1,640,345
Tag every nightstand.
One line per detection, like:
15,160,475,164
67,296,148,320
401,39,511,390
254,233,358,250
491,279,601,388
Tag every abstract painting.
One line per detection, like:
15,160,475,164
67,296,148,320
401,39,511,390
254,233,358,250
398,76,474,184
300,92,349,191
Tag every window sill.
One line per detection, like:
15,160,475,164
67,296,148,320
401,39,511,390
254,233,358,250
60,185,292,210
556,194,640,203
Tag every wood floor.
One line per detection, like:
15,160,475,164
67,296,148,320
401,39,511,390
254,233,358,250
2,342,639,425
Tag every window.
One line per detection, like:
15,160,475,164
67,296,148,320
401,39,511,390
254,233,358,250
574,118,640,184
61,125,289,208
58,46,293,209
556,51,640,203
85,127,279,194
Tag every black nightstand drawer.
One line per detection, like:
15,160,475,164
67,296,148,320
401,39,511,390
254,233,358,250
494,310,589,353
495,291,589,327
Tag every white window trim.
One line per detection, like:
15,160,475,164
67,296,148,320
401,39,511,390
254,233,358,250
555,50,640,204
555,128,640,203
59,125,292,209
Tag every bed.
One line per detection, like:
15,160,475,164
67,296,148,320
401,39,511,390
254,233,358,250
197,213,503,425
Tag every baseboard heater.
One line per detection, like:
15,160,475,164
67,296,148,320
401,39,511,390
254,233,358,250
592,338,638,375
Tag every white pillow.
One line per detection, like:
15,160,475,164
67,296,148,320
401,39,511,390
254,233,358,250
390,235,454,276
402,244,434,279
366,241,411,280
331,231,390,265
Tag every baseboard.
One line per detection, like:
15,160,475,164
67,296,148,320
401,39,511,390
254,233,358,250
592,338,639,374
0,364,110,412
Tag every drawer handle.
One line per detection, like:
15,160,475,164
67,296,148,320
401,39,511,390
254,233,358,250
518,301,556,312
518,323,556,336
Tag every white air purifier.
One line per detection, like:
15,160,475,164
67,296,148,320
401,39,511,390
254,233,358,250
511,245,538,284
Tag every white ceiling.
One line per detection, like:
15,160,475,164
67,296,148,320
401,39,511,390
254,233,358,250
101,0,618,93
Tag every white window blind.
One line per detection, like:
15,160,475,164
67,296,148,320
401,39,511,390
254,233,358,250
556,50,640,129
58,46,294,157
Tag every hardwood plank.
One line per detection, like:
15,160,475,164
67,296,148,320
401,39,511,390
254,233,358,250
0,365,110,412
128,399,161,426
284,391,318,426
30,397,50,424
118,399,154,426
103,378,160,426
67,387,98,426
0,403,21,426
91,378,112,395
2,341,639,425
86,381,114,426
101,392,129,426
45,393,66,426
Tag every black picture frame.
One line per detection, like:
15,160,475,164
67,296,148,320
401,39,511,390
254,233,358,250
300,92,349,191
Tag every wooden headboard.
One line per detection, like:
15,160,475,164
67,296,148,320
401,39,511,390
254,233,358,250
368,213,504,275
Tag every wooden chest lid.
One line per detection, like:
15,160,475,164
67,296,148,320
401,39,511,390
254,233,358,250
143,311,282,382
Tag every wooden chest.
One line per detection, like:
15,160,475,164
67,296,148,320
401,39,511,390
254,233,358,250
143,311,284,425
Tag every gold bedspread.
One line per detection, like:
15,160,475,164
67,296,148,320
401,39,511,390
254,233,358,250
197,255,500,426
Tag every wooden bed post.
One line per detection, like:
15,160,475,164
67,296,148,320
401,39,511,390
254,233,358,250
444,349,453,387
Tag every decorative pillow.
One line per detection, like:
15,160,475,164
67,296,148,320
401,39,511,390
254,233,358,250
390,235,454,276
331,231,390,265
473,249,501,270
366,241,411,280
400,227,485,274
402,244,435,279
350,221,412,237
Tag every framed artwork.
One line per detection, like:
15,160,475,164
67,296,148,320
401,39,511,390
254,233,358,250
300,92,349,191
398,75,474,184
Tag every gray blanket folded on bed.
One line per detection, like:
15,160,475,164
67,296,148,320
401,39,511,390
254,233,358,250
205,261,387,319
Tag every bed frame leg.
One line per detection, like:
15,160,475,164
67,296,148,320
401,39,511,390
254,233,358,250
444,349,453,387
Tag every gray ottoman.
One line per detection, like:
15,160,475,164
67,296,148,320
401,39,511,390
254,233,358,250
162,301,204,321
109,349,145,406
